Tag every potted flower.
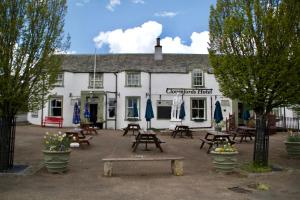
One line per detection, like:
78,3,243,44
43,131,71,173
210,143,238,172
285,130,300,157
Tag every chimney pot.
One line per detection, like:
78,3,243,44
154,37,162,60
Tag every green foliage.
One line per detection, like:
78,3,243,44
287,131,300,142
43,132,71,151
214,143,238,153
209,0,300,114
241,163,272,173
0,0,69,117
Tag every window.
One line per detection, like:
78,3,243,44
191,98,206,121
108,98,116,118
89,73,103,88
192,69,204,87
126,72,141,87
54,73,64,87
157,100,172,120
49,97,63,116
31,111,38,118
126,97,140,120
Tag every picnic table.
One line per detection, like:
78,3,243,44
234,126,256,142
171,125,193,138
132,130,164,152
123,123,141,136
65,128,92,146
200,131,235,153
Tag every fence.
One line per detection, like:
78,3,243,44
276,116,300,131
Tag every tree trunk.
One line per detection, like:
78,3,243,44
0,116,16,172
253,113,269,166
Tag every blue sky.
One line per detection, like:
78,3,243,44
65,0,217,54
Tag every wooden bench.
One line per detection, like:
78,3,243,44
66,131,93,147
102,156,184,176
199,138,214,153
42,116,63,128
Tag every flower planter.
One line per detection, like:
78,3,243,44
210,151,238,172
43,150,71,173
285,142,300,157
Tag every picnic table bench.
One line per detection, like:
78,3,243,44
123,123,140,136
102,156,184,176
42,116,63,128
200,131,235,153
132,130,165,152
65,129,93,147
171,125,193,138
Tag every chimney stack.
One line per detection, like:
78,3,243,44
154,38,162,60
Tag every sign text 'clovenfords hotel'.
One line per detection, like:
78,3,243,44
166,88,213,95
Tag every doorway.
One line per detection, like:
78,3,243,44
89,103,98,126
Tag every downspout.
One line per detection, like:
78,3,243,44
105,93,107,129
149,72,152,129
114,73,118,130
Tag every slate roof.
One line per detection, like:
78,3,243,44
60,54,210,73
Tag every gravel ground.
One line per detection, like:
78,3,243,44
0,125,299,200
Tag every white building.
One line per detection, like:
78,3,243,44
29,40,293,130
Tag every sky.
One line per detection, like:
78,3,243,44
65,0,217,54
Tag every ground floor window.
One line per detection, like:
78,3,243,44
157,100,172,120
31,111,38,118
108,98,116,118
49,97,63,117
126,96,140,120
191,98,206,121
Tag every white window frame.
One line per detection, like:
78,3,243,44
192,69,204,87
126,72,141,87
49,97,63,117
89,73,103,89
126,96,140,120
191,98,206,121
108,98,116,119
54,73,64,87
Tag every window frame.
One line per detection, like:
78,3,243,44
190,98,207,121
125,96,140,120
89,73,103,89
192,68,204,88
125,72,141,87
48,96,63,117
54,73,64,87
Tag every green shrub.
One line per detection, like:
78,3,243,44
241,163,272,173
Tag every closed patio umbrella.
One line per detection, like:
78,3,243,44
84,102,90,120
72,102,80,124
179,101,186,120
145,99,154,129
243,110,250,121
214,101,223,123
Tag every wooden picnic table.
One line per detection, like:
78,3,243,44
234,126,256,142
132,130,164,152
172,125,193,138
123,123,141,136
200,131,235,153
65,128,92,146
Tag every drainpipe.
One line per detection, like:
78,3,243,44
105,93,107,129
114,73,118,130
149,72,152,129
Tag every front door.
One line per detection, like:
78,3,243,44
90,104,98,126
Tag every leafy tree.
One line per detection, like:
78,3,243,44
0,0,69,171
209,0,300,166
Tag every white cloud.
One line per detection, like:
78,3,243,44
106,0,121,11
75,0,90,7
132,0,145,4
154,11,178,18
93,21,209,54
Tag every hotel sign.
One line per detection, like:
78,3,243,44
166,88,213,95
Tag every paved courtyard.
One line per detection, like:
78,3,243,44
0,125,300,200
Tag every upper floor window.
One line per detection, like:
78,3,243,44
191,98,206,121
192,69,204,87
89,73,103,89
54,73,64,87
49,97,63,117
126,72,141,87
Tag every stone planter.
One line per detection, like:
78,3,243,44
285,142,300,157
43,150,71,173
210,151,238,172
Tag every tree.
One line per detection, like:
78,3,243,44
209,0,300,166
0,0,69,171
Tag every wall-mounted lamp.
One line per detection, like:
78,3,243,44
159,94,162,101
117,92,120,97
69,93,72,97
146,92,150,98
